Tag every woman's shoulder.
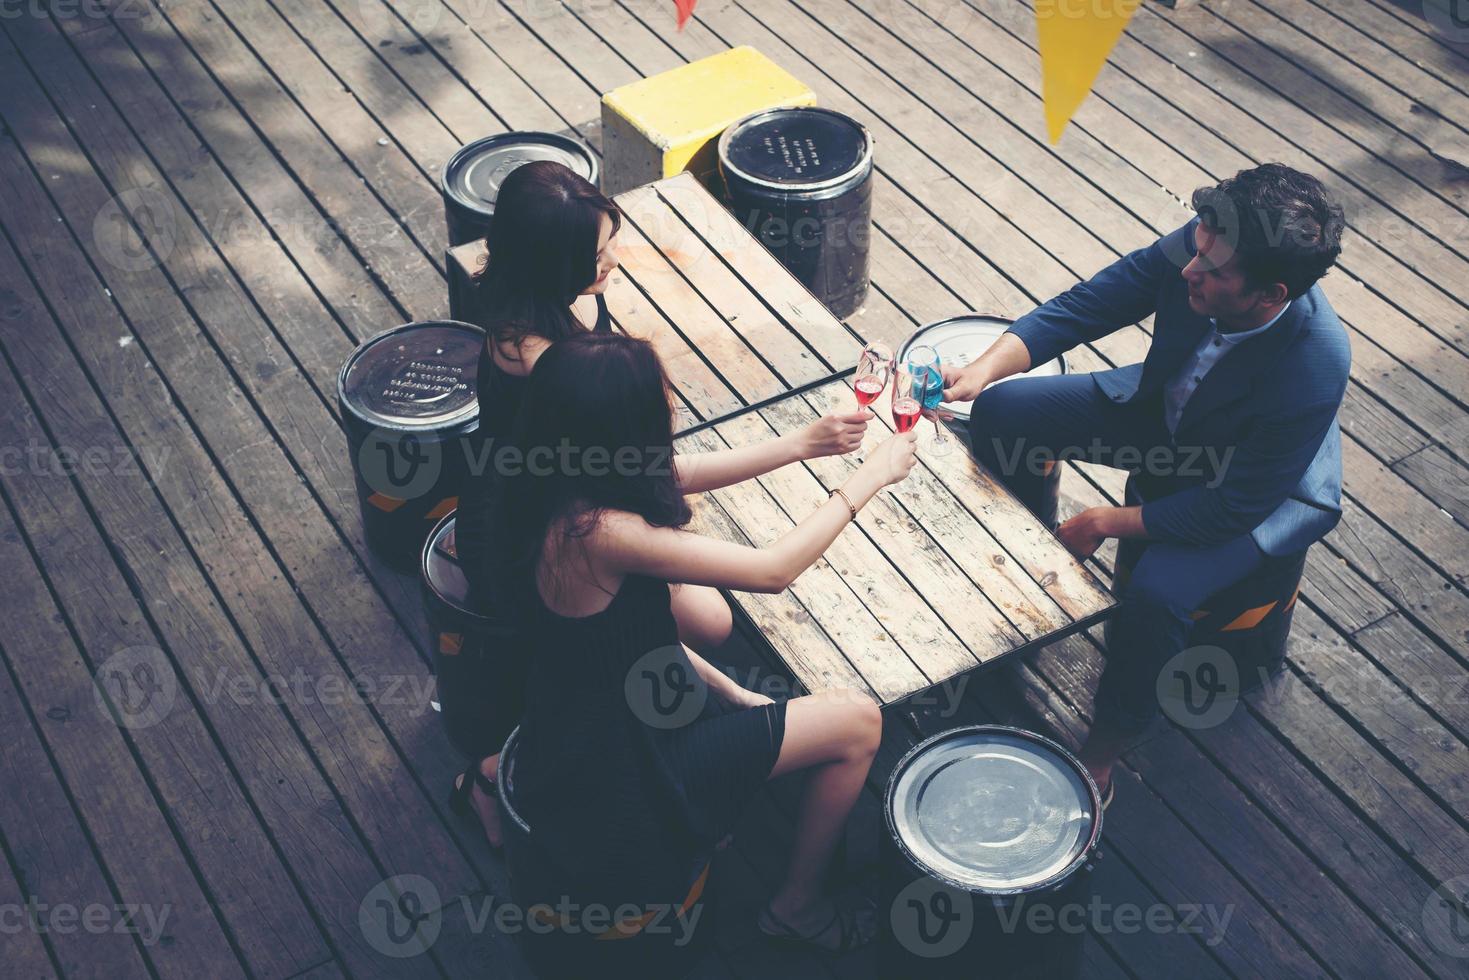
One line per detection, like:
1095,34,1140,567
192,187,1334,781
487,329,549,377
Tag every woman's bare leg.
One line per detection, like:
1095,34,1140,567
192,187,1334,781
670,583,733,654
765,688,882,930
457,753,502,847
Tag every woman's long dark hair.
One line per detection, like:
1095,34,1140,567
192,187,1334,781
491,332,691,608
473,160,621,351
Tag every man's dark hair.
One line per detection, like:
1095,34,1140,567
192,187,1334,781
1191,164,1345,300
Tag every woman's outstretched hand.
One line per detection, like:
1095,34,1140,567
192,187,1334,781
864,430,919,487
797,411,870,459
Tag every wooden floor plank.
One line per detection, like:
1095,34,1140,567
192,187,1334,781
0,229,481,978
1124,3,1469,348
0,43,521,976
45,8,430,637
1342,0,1469,97
0,466,244,979
0,311,339,980
0,1,1463,977
0,619,148,980
1061,465,1469,973
115,0,440,319
182,0,448,269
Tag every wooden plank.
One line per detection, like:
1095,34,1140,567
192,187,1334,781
680,425,929,702
718,406,988,686
760,387,1027,661
0,485,243,978
45,9,428,632
680,476,878,700
0,348,329,978
1015,454,1456,974
621,183,836,386
971,654,1332,978
0,54,509,972
177,0,448,268
0,206,456,978
1345,0,1469,97
861,399,1113,624
1246,0,1469,137
112,0,440,319
656,173,859,366
0,843,59,980
615,194,798,401
0,637,148,980
834,0,1469,473
798,380,1070,641
1395,444,1469,528
1150,0,1469,304
864,694,1231,976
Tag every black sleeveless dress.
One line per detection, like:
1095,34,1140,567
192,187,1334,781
437,297,613,759
512,573,787,908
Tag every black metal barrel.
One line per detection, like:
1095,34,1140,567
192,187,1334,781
880,725,1102,979
421,512,521,761
497,727,715,977
337,321,483,571
718,107,874,318
1109,474,1307,691
440,132,599,247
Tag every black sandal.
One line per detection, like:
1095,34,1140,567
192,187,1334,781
757,901,870,952
448,763,501,847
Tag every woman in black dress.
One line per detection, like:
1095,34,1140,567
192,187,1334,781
492,333,918,952
448,161,872,851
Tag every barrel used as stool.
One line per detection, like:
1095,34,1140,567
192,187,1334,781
899,313,1069,526
881,725,1102,980
718,107,874,318
337,321,483,571
440,132,598,247
422,513,519,762
497,727,715,978
1105,474,1306,690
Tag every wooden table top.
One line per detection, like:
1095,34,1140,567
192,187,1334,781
453,172,1115,706
678,376,1116,706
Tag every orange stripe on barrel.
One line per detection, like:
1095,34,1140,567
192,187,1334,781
1221,601,1277,632
426,496,458,521
438,633,463,656
367,492,406,512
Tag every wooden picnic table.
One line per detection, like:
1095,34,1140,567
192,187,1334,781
451,172,1116,706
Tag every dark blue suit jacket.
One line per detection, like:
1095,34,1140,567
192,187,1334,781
1007,219,1351,557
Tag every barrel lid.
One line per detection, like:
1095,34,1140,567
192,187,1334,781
719,107,872,192
441,132,597,217
898,314,1066,420
886,726,1100,894
338,321,483,429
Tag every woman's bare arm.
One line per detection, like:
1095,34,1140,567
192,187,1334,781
597,431,917,593
673,411,870,494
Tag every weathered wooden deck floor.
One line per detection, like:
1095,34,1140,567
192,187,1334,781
1,0,1467,977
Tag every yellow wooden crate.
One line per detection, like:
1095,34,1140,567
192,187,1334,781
600,46,816,196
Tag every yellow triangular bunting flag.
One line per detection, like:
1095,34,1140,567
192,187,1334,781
1037,0,1140,144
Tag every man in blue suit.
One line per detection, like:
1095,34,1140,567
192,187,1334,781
941,165,1349,804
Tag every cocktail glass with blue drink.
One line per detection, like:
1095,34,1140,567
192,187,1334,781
904,344,953,456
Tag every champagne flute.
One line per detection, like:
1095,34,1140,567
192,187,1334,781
855,342,893,410
904,344,954,456
891,364,923,434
